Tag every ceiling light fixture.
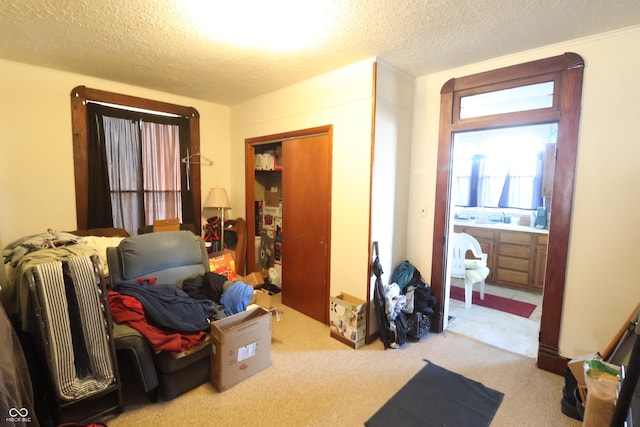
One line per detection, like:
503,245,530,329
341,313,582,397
183,0,336,53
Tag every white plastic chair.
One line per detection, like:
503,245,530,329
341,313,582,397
450,232,490,309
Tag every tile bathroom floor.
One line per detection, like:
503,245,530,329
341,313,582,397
447,283,543,358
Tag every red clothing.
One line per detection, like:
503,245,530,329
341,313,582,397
108,290,205,353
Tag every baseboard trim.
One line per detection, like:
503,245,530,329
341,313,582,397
537,343,568,375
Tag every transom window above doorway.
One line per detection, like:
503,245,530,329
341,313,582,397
459,81,555,119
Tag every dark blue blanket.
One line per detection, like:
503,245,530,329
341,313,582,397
113,281,214,332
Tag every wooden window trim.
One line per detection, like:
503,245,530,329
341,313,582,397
70,86,201,230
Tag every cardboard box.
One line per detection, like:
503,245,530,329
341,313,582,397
254,153,268,170
568,353,601,403
153,218,180,232
583,393,616,427
255,151,275,170
264,188,280,207
254,288,275,309
210,306,272,392
329,292,367,349
236,271,265,287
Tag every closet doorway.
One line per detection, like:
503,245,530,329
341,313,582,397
430,53,584,374
245,126,332,323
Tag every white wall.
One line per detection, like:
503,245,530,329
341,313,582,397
370,60,414,279
0,58,230,287
407,25,640,358
230,59,376,300
368,60,414,333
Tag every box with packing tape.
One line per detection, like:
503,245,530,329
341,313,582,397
210,306,272,392
253,288,275,310
329,292,367,349
251,286,281,321
235,271,266,287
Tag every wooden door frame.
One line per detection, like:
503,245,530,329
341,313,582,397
430,53,584,375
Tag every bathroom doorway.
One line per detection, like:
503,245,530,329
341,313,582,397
429,52,585,374
445,123,556,357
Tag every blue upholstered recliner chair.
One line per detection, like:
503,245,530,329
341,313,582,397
106,230,212,401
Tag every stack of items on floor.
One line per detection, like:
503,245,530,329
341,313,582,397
106,229,267,402
561,304,640,426
254,146,283,283
2,230,124,423
383,261,437,348
255,187,282,279
563,354,621,426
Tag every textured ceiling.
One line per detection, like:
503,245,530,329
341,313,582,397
1,0,639,105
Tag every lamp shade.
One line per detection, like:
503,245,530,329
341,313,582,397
204,187,231,209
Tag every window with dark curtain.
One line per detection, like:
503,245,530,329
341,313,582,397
452,124,555,211
86,103,194,235
453,152,543,210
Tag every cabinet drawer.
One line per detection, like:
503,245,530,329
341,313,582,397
499,231,532,245
498,256,530,272
537,234,548,245
498,243,531,259
496,269,529,285
459,227,495,240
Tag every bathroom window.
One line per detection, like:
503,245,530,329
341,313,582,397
452,123,557,211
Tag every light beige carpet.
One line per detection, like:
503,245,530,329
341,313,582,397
104,294,581,427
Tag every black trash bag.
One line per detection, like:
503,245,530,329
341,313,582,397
372,242,396,349
394,311,409,347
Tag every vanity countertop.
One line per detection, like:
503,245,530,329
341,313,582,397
453,219,549,235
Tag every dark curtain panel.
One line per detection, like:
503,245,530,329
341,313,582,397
497,151,543,209
86,103,114,229
468,154,484,207
498,170,512,208
459,153,543,211
531,151,544,209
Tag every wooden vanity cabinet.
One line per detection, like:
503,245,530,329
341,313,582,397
533,234,548,292
496,231,533,289
453,225,548,294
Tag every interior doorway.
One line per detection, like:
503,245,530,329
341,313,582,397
445,123,556,357
245,126,333,324
429,53,585,374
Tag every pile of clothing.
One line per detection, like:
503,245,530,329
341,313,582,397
108,272,255,354
384,261,437,347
